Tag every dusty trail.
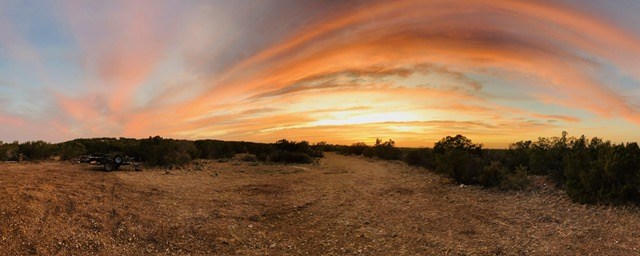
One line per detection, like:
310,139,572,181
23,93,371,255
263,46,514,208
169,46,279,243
0,153,639,255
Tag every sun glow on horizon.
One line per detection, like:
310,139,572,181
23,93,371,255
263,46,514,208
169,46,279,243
310,111,423,127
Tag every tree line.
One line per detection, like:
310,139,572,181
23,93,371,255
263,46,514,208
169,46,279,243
0,137,323,165
333,132,639,205
2,132,638,205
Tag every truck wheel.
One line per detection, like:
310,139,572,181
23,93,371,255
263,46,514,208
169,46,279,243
114,155,123,165
104,161,116,172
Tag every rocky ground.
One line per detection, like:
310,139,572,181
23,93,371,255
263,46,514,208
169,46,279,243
0,153,639,255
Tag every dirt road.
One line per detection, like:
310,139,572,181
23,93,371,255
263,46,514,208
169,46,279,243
1,153,639,255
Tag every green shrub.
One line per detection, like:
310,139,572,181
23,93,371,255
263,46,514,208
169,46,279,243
529,132,571,183
363,147,375,158
271,151,312,164
275,139,323,157
372,139,403,160
433,135,484,184
57,141,87,161
340,142,369,155
483,149,508,166
0,141,19,161
404,148,434,169
18,141,57,160
435,149,484,184
313,141,339,152
194,140,236,159
346,138,403,160
564,137,640,204
139,136,198,166
244,143,275,161
507,140,532,170
478,161,506,188
499,166,530,191
478,162,530,190
433,134,482,157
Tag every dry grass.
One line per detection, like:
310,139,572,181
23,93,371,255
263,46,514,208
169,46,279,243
0,153,639,255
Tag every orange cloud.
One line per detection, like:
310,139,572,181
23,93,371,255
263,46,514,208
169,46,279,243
28,0,639,146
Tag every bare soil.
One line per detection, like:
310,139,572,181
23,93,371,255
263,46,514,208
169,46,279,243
1,153,639,255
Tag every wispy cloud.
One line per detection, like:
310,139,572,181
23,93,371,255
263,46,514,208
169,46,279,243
249,63,483,100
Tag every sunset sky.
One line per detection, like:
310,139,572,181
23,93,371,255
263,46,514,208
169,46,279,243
1,0,640,147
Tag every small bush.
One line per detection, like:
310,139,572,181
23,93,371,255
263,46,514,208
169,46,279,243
271,151,312,164
0,142,19,161
313,141,338,153
372,139,403,160
340,142,369,155
478,161,506,188
499,166,530,191
350,138,403,160
478,162,530,190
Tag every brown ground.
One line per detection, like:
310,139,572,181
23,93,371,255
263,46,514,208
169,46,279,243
0,153,639,255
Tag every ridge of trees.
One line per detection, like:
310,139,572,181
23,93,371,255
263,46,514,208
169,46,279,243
334,133,640,205
0,136,322,165
2,132,639,205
